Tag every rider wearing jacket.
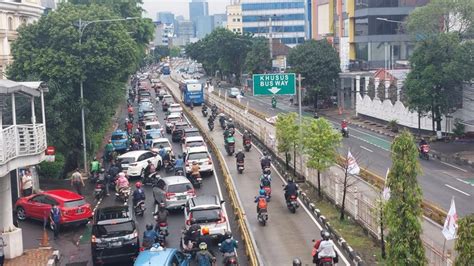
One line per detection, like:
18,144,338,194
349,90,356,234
143,224,159,248
316,230,338,264
174,155,184,173
284,178,298,202
235,149,245,163
243,130,251,145
219,231,238,262
260,152,271,170
260,174,272,188
116,172,129,191
254,189,268,214
132,182,145,206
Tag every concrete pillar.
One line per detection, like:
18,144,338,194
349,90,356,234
0,174,24,259
364,77,370,97
396,80,403,102
384,80,390,101
339,78,345,109
31,96,36,124
374,78,380,100
350,77,355,109
355,76,361,96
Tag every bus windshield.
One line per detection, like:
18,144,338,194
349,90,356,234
186,83,202,92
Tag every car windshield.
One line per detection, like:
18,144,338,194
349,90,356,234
146,132,162,139
63,199,86,208
168,183,193,193
118,157,135,164
95,221,135,238
145,124,160,130
191,208,221,223
152,141,170,148
186,131,200,137
168,117,180,123
111,134,126,140
175,124,188,130
188,152,208,161
187,141,204,147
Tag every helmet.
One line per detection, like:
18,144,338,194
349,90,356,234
100,168,105,173
125,118,129,122
146,224,153,231
178,155,182,159
263,151,268,156
322,230,330,240
108,140,112,143
238,149,242,153
159,202,166,208
93,156,97,160
224,230,232,239
259,189,266,196
228,118,233,122
167,150,171,154
136,129,139,133
263,174,269,179
160,145,164,149
118,172,125,178
192,161,197,165
201,227,210,235
199,242,208,250
147,160,152,164
135,182,142,188
342,119,347,122
292,258,302,266
244,130,248,133
287,178,294,183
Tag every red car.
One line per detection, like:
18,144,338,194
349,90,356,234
15,190,92,229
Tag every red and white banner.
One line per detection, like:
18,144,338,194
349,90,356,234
442,197,458,240
382,168,391,201
347,150,360,175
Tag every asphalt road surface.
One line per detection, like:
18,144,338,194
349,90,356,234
161,73,351,266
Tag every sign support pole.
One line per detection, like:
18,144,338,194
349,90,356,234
297,74,304,181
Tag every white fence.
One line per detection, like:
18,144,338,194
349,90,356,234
0,124,47,164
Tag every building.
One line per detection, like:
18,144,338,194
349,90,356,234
226,3,243,34
213,13,227,29
0,0,44,78
157,11,175,25
174,20,195,45
241,0,307,47
310,0,331,40
189,0,209,23
153,22,174,47
0,81,48,259
195,15,214,39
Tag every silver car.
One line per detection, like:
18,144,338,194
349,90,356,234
153,176,196,210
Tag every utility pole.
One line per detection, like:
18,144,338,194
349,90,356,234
269,16,273,60
297,74,305,181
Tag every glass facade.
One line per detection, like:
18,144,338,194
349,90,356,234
242,2,304,11
355,0,429,9
355,41,415,68
243,14,305,22
243,25,305,33
281,37,305,44
355,15,406,36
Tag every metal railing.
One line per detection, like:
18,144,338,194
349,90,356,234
0,124,46,164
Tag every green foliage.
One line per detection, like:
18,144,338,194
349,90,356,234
387,83,398,104
38,153,65,179
406,0,474,40
287,40,340,101
387,119,399,133
454,214,474,266
169,46,181,57
376,83,386,101
244,37,271,74
385,130,426,266
367,79,376,99
153,45,170,60
452,119,466,137
404,33,474,132
275,113,299,155
7,3,150,169
302,117,342,171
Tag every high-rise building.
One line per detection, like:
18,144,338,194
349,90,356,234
241,0,307,47
157,12,175,25
213,14,227,29
195,16,214,39
226,4,243,35
189,0,209,23
174,20,195,45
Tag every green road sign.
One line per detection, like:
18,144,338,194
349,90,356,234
253,73,296,95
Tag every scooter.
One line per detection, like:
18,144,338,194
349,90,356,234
94,180,105,200
188,172,202,188
419,144,430,160
341,127,349,138
286,194,299,214
236,161,244,174
218,243,239,266
262,166,271,176
244,139,252,152
208,121,214,131
257,209,268,226
202,109,208,117
116,186,130,202
155,221,169,237
262,186,272,201
134,200,146,216
143,172,160,186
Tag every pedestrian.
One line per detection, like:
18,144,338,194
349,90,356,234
0,236,6,266
290,96,294,106
49,204,61,239
71,168,84,195
21,169,33,197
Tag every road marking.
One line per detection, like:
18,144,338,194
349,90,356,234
440,161,468,173
456,178,471,185
444,184,471,196
360,146,373,153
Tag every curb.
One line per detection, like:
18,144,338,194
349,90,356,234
46,250,60,266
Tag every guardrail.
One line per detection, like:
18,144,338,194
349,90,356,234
163,78,260,266
0,124,47,164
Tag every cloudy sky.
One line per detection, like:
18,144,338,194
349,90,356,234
142,0,229,20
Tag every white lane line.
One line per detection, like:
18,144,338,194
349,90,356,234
440,161,468,173
456,178,471,185
360,146,373,153
444,184,471,196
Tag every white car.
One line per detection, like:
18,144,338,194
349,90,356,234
182,136,206,152
184,195,228,238
229,87,240,98
165,112,183,133
185,146,213,174
162,95,173,104
151,138,173,155
168,103,183,114
117,150,162,177
144,121,163,133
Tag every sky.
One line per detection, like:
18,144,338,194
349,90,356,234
142,0,229,21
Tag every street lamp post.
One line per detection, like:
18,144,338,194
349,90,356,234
76,17,139,172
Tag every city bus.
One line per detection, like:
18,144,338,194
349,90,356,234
181,79,204,106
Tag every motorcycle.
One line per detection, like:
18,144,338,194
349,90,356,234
164,160,175,173
189,172,202,188
143,172,160,186
262,186,272,201
175,168,185,176
257,209,268,226
225,137,235,156
244,139,252,152
134,200,146,216
202,109,208,117
219,117,227,130
286,194,299,213
208,121,214,131
341,127,349,138
419,144,430,160
319,257,335,266
155,221,169,237
116,186,130,202
218,243,239,266
262,166,271,176
236,161,244,174
94,180,105,200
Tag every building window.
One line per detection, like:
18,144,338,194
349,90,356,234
242,2,305,11
8,17,13,31
355,0,429,9
237,18,240,22
243,25,305,34
355,43,369,61
355,16,406,36
243,14,305,23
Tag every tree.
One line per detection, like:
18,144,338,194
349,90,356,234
404,33,474,136
7,3,149,170
244,37,271,74
287,40,340,108
406,0,474,40
170,46,181,57
384,130,426,265
454,214,474,266
337,149,362,220
302,117,342,197
275,113,299,171
153,45,170,61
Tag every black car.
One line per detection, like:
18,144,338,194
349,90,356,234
91,206,139,266
171,122,189,143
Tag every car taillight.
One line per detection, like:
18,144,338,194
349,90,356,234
187,189,195,196
208,157,212,165
218,213,226,224
165,192,175,199
91,235,97,243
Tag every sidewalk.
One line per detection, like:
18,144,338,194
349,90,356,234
5,248,55,266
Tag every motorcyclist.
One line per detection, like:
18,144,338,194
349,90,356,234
143,224,160,248
202,105,208,112
115,172,129,192
260,173,272,188
126,120,133,134
132,182,145,207
127,105,133,114
90,157,100,177
242,130,251,145
158,145,167,159
154,202,169,232
284,178,298,203
341,119,348,132
174,154,184,174
144,160,156,180
317,230,338,264
254,189,268,214
260,152,271,170
133,129,142,145
196,242,215,266
104,140,114,161
163,150,172,166
219,231,238,263
235,149,245,165
211,104,218,113
183,224,201,251
130,138,140,151
190,161,201,180
219,114,226,127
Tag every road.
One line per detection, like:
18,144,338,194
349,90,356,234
173,59,474,218
19,77,247,266
161,74,351,266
